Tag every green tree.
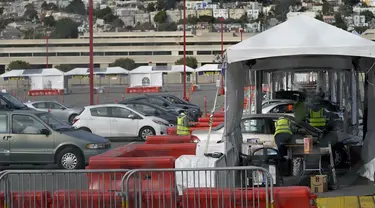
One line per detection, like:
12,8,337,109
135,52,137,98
8,60,30,70
43,15,56,27
198,15,215,23
147,2,156,12
41,1,48,9
109,58,137,70
360,10,374,22
333,13,347,30
65,0,86,15
42,1,58,10
272,0,299,21
343,0,359,6
322,1,333,15
95,7,115,22
154,11,167,24
23,4,38,21
50,18,79,38
55,64,74,72
111,18,124,27
354,26,369,34
175,56,198,69
0,7,4,15
158,22,177,31
156,0,166,10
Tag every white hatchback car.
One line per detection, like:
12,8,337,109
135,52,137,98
73,104,169,140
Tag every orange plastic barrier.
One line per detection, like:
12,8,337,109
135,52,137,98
52,191,123,208
126,86,162,93
205,112,225,117
1,191,52,208
183,186,316,208
123,143,197,158
198,117,224,122
146,135,197,144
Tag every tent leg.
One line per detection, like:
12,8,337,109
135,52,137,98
255,71,263,114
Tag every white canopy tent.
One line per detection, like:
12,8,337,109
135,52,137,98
196,64,221,73
65,67,129,76
1,68,66,90
219,15,375,181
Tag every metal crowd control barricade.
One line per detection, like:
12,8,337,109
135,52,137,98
0,169,129,208
121,166,274,208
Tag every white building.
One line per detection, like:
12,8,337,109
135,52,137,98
247,9,260,20
213,8,229,19
185,0,212,10
286,11,316,20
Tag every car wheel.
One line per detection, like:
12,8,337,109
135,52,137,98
79,127,91,132
68,114,77,124
332,145,348,168
139,126,155,140
56,147,84,170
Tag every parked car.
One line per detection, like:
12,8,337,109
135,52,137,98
25,101,82,124
122,101,178,126
73,104,169,140
0,92,29,110
0,110,110,169
261,101,296,115
121,94,201,121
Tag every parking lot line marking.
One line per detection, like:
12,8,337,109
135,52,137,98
358,196,375,208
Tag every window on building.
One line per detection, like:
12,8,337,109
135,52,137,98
197,51,212,55
153,51,172,55
9,53,33,57
129,51,152,56
57,52,80,56
105,52,129,56
80,52,105,56
33,53,56,56
178,51,194,55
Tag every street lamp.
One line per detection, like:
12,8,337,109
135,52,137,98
219,17,225,96
182,0,187,101
88,0,94,105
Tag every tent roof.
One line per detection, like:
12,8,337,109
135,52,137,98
227,15,375,64
130,65,194,74
196,64,222,72
65,67,129,75
1,68,64,77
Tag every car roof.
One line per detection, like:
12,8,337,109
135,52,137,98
0,109,44,115
25,101,57,104
122,101,165,109
84,104,129,108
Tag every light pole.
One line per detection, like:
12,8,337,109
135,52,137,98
219,18,225,95
240,29,243,41
45,35,49,68
89,0,94,105
182,0,187,101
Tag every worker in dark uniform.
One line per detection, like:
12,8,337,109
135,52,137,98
308,99,327,130
294,95,307,123
274,116,293,158
177,111,193,135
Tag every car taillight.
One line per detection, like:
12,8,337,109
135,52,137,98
73,118,79,124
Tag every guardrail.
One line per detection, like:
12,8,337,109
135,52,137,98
0,167,316,208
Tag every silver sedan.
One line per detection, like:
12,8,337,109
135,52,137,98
24,101,82,124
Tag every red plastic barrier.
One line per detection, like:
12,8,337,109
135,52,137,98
52,191,123,208
183,186,316,208
198,117,224,122
142,191,180,208
193,122,222,128
146,135,198,144
126,86,162,93
167,127,213,135
88,156,176,169
28,89,64,96
205,112,224,117
2,191,52,208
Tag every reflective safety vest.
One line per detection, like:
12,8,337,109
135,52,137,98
274,118,292,136
309,108,326,127
177,115,190,135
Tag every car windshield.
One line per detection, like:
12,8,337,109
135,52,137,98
36,113,72,130
2,94,27,109
165,96,185,104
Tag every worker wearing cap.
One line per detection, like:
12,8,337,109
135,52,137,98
308,99,327,129
274,116,292,157
177,111,191,135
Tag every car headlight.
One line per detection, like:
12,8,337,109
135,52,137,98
86,143,110,149
153,120,168,126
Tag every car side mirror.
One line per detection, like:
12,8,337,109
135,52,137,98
40,129,50,136
128,114,135,119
